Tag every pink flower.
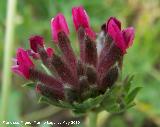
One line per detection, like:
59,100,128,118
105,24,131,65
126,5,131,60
106,17,135,54
29,35,44,53
51,13,70,42
72,6,96,39
12,48,34,79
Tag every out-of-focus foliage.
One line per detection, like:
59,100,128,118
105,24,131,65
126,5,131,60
0,0,160,127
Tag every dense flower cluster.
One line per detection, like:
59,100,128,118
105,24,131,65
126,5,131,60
12,6,134,104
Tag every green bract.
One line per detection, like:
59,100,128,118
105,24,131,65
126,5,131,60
24,75,141,114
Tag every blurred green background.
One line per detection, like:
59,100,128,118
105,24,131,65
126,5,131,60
0,0,160,127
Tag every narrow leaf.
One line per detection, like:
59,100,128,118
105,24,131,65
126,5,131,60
41,63,52,75
125,87,142,104
124,75,134,93
22,82,35,89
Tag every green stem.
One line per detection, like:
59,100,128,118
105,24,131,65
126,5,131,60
88,111,98,127
0,0,17,121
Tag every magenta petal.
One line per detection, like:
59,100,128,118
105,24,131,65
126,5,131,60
11,65,23,76
46,47,54,57
17,49,28,64
106,17,121,32
29,35,44,53
122,27,135,48
17,48,34,68
72,6,90,30
12,64,30,79
51,13,70,43
18,65,30,79
107,18,121,40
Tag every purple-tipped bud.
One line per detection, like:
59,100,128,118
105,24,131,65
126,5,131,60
30,69,63,91
72,6,89,30
51,13,70,43
97,43,122,83
106,17,125,52
106,17,135,54
72,6,96,39
12,48,34,79
29,35,44,53
57,32,77,77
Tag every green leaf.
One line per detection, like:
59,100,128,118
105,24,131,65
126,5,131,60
38,96,62,107
125,87,142,104
39,96,73,109
73,95,104,113
22,82,35,89
102,92,116,105
123,75,134,94
126,102,136,109
59,100,74,109
101,89,118,113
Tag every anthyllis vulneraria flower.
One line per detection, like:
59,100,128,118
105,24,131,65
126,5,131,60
12,6,140,114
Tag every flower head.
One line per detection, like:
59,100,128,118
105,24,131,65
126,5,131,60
12,48,34,79
12,6,136,113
